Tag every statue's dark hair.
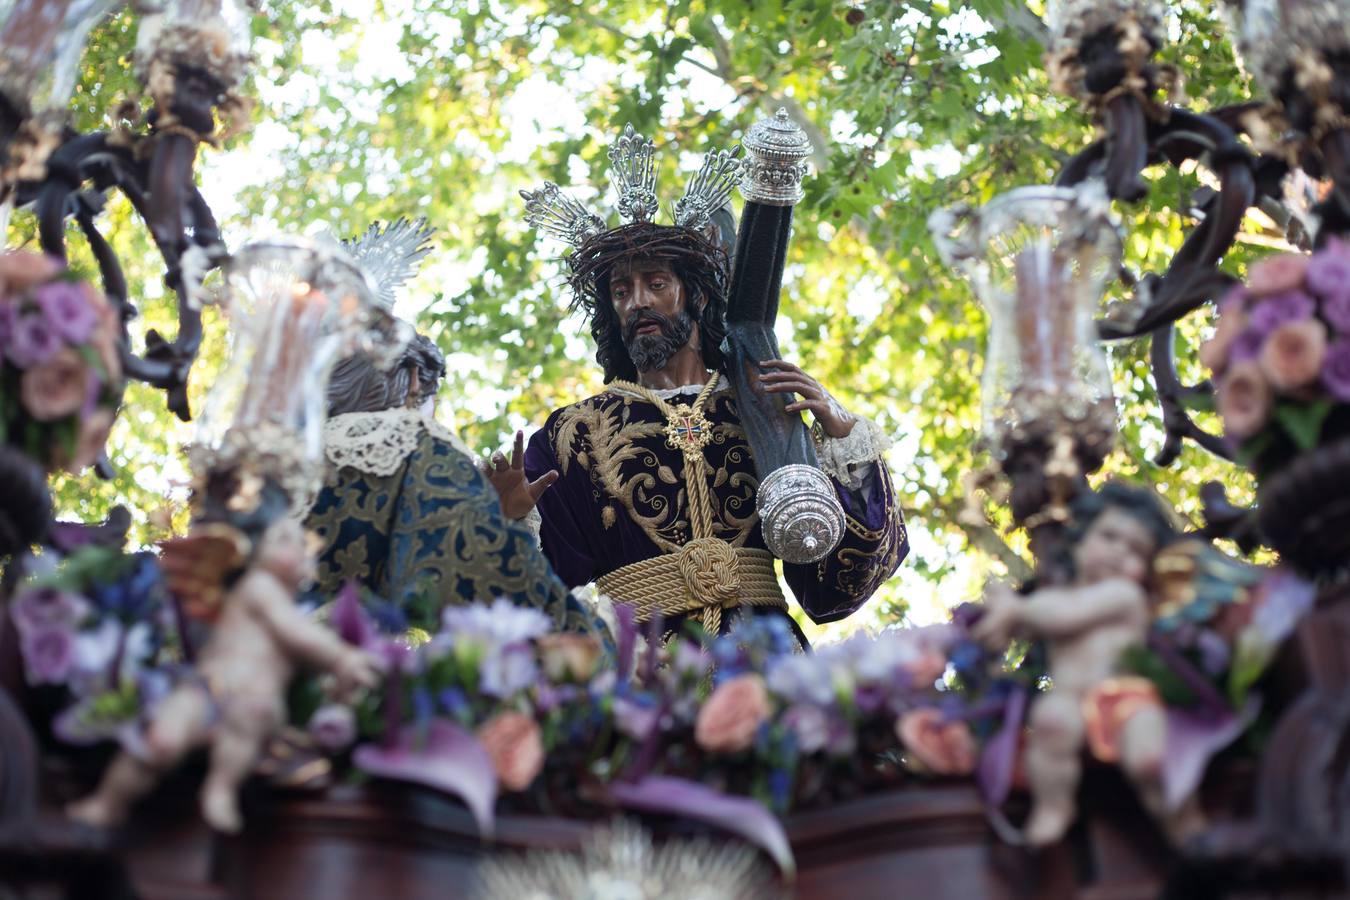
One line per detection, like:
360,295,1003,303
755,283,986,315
1059,481,1178,579
565,222,729,383
326,332,446,417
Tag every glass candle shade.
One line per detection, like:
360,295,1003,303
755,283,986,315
192,237,406,506
931,183,1122,458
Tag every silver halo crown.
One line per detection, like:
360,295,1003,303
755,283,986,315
519,123,742,249
342,217,436,310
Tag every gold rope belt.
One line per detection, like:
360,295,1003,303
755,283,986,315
596,539,786,635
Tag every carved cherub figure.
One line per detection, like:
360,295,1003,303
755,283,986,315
972,482,1180,846
68,513,380,833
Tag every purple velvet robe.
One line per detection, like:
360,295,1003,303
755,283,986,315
524,385,908,639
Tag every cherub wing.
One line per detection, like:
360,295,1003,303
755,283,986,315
158,524,252,622
1152,538,1263,631
342,217,436,310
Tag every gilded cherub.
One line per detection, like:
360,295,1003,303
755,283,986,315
972,482,1183,846
69,485,380,833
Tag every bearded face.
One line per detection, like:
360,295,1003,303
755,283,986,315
623,307,695,372
608,260,698,374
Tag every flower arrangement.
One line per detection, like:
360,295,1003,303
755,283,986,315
1202,240,1350,474
14,551,1304,868
0,251,123,473
10,545,177,749
290,593,994,870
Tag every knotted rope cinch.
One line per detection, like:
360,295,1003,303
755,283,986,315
599,373,787,633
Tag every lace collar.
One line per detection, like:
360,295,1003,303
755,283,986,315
607,374,730,401
323,407,472,476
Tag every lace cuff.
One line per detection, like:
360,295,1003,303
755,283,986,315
516,507,542,545
815,416,891,490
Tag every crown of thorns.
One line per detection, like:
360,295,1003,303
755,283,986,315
561,221,729,316
519,124,736,315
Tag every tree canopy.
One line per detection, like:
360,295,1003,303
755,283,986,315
33,0,1268,636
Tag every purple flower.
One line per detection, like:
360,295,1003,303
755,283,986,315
1248,291,1316,335
853,684,887,714
479,641,538,698
1324,338,1350,401
1322,289,1350,335
614,695,660,740
782,703,830,754
308,703,357,752
1193,629,1231,676
588,669,616,695
765,654,835,706
7,311,61,368
0,302,12,346
34,281,96,343
331,581,380,649
1229,328,1265,364
10,587,88,633
823,714,857,758
1217,285,1249,316
1307,248,1350,305
671,641,711,677
439,687,469,716
442,598,550,645
21,626,74,684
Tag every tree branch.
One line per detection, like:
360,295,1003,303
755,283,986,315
989,1,1048,47
703,20,830,171
945,504,1033,582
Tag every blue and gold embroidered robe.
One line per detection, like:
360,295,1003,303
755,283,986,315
307,425,599,635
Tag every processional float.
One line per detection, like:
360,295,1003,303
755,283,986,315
5,0,1350,897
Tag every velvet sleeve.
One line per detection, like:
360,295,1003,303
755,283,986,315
524,423,600,590
781,460,908,624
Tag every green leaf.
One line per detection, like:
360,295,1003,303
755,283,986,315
1179,390,1216,414
1273,399,1334,451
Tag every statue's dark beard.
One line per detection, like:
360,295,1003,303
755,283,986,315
623,309,694,373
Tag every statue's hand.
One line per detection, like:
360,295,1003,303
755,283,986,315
333,648,382,697
485,430,558,520
971,581,1020,649
758,359,857,439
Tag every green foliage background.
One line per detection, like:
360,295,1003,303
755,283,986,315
35,0,1266,635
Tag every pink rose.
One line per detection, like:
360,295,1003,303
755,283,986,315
1199,302,1249,376
536,633,603,683
476,711,544,791
307,703,357,752
1217,360,1274,441
1259,319,1328,392
20,347,89,421
1247,253,1309,297
897,708,977,776
0,251,62,295
904,650,949,688
695,673,771,753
